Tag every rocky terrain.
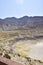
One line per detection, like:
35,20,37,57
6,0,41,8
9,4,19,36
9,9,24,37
0,40,43,65
0,16,43,65
0,32,43,65
0,16,43,30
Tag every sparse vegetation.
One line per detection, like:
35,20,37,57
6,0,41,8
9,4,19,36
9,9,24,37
0,30,43,65
3,54,11,59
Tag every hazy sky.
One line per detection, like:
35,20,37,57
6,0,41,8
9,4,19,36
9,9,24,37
0,0,43,18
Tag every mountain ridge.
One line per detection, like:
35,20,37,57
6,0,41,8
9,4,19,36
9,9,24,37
0,16,43,30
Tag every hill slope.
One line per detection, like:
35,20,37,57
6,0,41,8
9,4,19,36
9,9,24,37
0,16,43,30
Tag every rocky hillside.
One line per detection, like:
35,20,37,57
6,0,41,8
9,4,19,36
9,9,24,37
0,16,43,30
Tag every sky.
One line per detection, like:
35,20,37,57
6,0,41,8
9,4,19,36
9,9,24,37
0,0,43,18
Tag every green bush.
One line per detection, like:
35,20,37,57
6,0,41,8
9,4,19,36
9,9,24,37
3,54,11,59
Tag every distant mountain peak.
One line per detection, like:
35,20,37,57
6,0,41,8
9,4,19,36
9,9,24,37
0,16,43,30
